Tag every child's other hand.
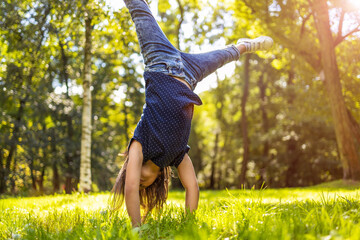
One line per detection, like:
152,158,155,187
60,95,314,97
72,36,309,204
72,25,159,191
132,223,150,237
132,226,141,233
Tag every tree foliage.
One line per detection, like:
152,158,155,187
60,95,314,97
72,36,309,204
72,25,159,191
0,0,359,194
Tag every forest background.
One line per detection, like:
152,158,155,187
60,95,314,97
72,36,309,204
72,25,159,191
1,0,360,195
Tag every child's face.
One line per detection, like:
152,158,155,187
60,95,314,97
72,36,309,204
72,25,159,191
139,160,160,190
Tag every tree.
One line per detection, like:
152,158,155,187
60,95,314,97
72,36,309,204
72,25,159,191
79,2,93,193
0,0,52,193
310,0,360,180
239,54,251,187
239,0,360,180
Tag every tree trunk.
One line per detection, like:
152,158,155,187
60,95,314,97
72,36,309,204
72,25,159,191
311,0,360,180
10,150,18,194
2,97,26,194
30,159,37,190
0,148,5,194
239,54,251,188
53,162,60,193
221,133,232,188
65,176,73,194
38,164,45,194
175,0,184,50
79,12,93,193
257,73,269,186
123,97,130,143
65,116,74,194
217,160,222,190
50,129,60,193
209,133,219,189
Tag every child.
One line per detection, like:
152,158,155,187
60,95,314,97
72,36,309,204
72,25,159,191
110,0,273,227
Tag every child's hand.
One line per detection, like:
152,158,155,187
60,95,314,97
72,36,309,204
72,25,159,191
132,226,141,233
132,223,150,237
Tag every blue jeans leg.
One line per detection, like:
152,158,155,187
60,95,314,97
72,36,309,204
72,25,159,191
123,0,185,78
124,0,241,90
180,46,240,89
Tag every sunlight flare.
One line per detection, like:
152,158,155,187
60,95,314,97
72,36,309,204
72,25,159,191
342,0,360,10
349,0,360,9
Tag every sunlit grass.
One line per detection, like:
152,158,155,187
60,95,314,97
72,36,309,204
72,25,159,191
1,185,360,239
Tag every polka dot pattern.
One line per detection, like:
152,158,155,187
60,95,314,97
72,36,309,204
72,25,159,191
129,71,202,168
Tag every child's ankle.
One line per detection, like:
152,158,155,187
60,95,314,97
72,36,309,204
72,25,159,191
236,44,247,54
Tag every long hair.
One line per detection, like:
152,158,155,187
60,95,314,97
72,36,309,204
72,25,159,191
109,152,172,219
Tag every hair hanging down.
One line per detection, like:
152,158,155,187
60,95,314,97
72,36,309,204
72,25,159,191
109,152,172,218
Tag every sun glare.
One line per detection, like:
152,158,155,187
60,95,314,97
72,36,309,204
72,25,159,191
348,0,360,9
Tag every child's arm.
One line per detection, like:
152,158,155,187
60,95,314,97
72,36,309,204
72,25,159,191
177,154,199,213
125,141,143,227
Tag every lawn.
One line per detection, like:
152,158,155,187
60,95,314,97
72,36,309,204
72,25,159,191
1,181,360,239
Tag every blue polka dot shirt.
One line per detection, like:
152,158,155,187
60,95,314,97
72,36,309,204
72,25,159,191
129,71,202,168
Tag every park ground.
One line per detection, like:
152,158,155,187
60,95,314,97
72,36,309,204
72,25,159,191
1,180,360,240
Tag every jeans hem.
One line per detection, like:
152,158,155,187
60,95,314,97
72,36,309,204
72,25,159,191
229,44,241,59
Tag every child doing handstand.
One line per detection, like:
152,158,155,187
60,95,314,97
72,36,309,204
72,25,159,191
110,0,273,227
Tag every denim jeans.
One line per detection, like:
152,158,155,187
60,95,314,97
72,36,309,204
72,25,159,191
124,0,241,90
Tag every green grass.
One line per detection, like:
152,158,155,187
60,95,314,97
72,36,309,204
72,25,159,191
309,180,360,190
1,186,360,239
